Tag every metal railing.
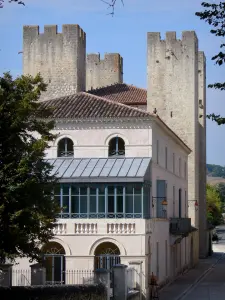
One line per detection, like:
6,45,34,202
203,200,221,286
170,218,192,235
0,269,95,287
57,213,150,219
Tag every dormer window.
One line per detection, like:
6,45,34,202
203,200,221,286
108,136,125,157
57,138,74,157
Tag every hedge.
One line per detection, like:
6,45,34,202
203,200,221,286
0,284,106,300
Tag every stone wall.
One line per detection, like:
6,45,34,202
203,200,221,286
198,52,208,258
147,31,207,258
147,31,200,229
86,53,123,90
0,284,106,300
23,24,86,101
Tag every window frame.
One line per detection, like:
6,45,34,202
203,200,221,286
165,147,168,169
108,136,125,157
55,183,150,219
57,137,74,158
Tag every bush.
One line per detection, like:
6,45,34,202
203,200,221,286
0,284,106,300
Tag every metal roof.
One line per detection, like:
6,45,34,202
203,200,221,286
47,157,151,183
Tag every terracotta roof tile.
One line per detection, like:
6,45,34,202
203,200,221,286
40,90,191,152
87,83,147,105
40,92,150,119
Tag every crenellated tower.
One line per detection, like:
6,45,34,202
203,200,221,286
147,31,207,258
86,53,123,90
23,24,86,101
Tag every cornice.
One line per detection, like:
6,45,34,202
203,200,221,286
53,117,153,130
54,117,152,124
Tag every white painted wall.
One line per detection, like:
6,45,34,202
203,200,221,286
45,121,152,159
13,119,191,289
151,123,188,219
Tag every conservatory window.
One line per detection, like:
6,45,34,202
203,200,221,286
55,183,150,219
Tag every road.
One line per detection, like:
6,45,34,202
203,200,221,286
181,224,225,300
159,225,225,300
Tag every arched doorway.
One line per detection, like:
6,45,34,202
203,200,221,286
42,242,66,284
94,242,121,270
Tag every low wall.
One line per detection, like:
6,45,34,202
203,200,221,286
127,290,140,300
0,284,106,300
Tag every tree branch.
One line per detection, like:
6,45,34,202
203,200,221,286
100,0,124,16
0,0,25,8
196,2,225,125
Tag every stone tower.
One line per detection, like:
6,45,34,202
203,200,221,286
86,53,123,90
147,31,208,258
23,24,86,101
198,52,207,258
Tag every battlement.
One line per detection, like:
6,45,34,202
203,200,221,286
87,53,123,66
86,53,123,90
23,24,86,101
147,31,198,43
23,24,86,41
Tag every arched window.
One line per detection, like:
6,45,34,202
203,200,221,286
94,242,120,270
57,138,74,157
108,136,125,157
42,242,65,284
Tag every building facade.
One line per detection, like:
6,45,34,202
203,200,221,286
11,23,207,296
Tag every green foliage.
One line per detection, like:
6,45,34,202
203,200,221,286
207,163,225,177
206,184,223,225
196,2,225,125
0,72,59,263
216,182,225,197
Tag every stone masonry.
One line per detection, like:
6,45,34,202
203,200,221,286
23,24,86,101
147,31,208,258
86,53,123,91
198,51,207,258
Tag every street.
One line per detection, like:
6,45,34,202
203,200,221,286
160,225,225,300
182,225,225,300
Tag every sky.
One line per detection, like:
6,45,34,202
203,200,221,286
0,0,224,165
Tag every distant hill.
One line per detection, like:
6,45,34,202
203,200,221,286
207,164,225,178
207,176,225,185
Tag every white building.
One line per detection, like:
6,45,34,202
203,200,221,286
11,24,206,297
14,87,194,295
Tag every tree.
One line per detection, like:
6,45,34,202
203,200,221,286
215,182,225,210
196,2,225,125
206,183,223,225
0,72,59,263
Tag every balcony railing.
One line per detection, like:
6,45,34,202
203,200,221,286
52,219,152,235
169,218,192,236
108,150,125,157
57,213,150,219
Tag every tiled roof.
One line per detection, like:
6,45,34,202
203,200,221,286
39,87,191,153
87,83,147,105
40,92,150,119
